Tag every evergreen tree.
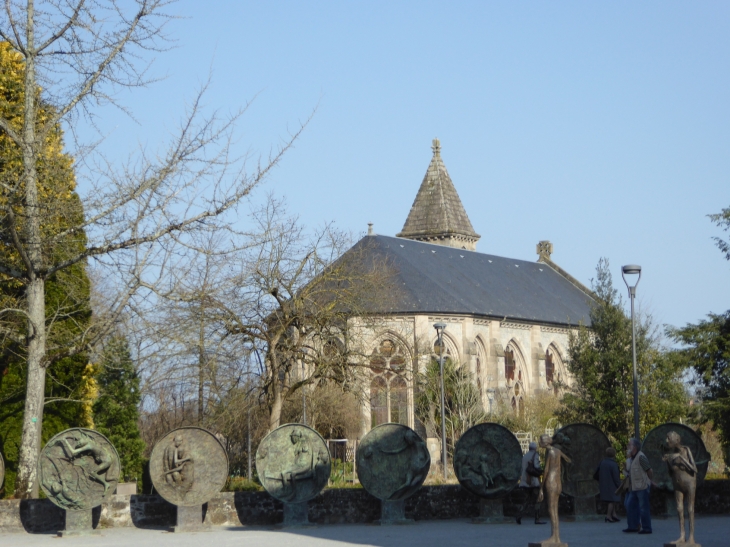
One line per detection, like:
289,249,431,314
667,207,730,463
559,259,688,451
92,336,146,482
0,42,93,497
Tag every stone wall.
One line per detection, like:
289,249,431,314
1,480,729,533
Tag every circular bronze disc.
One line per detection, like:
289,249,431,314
356,423,430,501
454,423,522,499
38,428,120,511
256,424,331,503
0,451,5,491
553,423,611,498
642,422,710,491
150,426,228,506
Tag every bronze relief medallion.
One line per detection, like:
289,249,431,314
356,423,430,501
38,428,121,511
150,426,228,506
553,423,611,498
454,422,522,499
256,424,331,503
642,422,710,491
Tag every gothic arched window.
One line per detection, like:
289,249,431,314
370,376,387,426
545,350,555,385
390,376,408,424
505,349,516,381
369,339,409,428
476,354,482,393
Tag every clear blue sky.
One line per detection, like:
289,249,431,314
82,1,730,332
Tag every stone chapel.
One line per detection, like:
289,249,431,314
337,139,594,446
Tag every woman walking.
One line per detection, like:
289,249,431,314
596,447,621,522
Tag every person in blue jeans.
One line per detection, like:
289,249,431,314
623,438,656,535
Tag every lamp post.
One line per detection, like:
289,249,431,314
247,406,252,479
622,264,642,440
433,322,448,480
301,360,307,426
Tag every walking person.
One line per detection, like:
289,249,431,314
516,442,546,525
623,438,655,535
595,447,621,522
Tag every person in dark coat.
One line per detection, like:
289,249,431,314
596,447,621,522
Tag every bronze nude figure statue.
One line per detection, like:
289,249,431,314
664,431,699,546
56,431,114,495
164,435,194,493
531,433,571,547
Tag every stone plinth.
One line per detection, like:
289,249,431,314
282,502,310,527
571,497,601,521
59,509,99,537
528,542,568,547
115,482,137,496
472,498,507,523
172,504,209,533
378,500,412,525
664,543,701,547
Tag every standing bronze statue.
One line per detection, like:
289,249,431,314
663,431,700,547
529,433,571,547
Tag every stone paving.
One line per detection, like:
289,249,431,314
1,516,728,547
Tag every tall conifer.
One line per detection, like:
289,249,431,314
0,42,93,497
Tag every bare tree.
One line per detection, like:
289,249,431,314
216,197,396,432
0,1,305,497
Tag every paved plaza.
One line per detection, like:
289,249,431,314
1,516,728,547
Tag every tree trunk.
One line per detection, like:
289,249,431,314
198,345,205,424
15,278,47,498
16,2,48,499
268,380,283,432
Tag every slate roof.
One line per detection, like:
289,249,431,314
396,139,480,243
349,235,594,327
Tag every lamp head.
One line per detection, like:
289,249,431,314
433,322,447,332
621,264,642,292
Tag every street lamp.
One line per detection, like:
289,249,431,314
486,389,495,415
433,322,448,480
301,360,307,426
622,264,642,440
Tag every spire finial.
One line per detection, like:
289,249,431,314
537,240,553,261
432,138,441,155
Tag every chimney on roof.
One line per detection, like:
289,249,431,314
537,240,553,262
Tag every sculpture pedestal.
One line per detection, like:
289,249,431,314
528,542,568,547
472,498,507,523
282,502,311,527
664,543,701,547
172,504,209,533
58,509,99,537
572,496,601,521
377,500,413,525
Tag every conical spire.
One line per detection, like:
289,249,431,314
397,139,480,251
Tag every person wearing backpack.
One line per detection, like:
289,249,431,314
516,441,546,525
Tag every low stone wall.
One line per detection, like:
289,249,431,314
1,480,728,533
